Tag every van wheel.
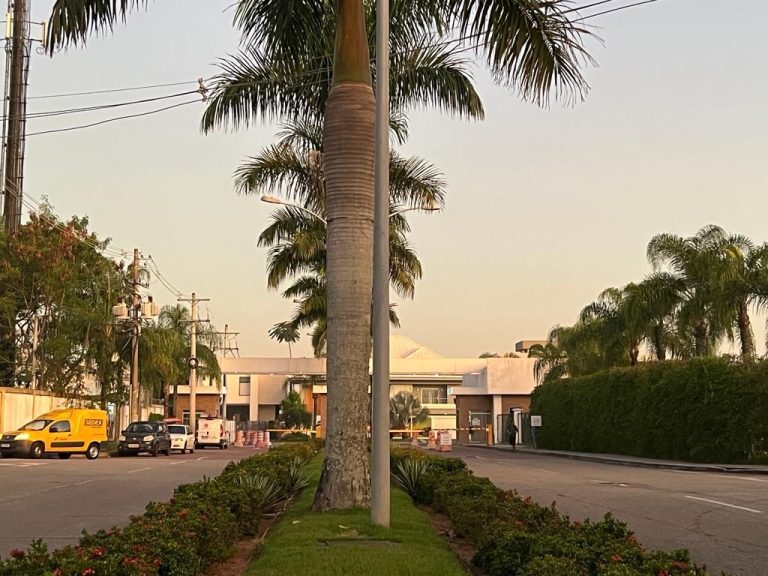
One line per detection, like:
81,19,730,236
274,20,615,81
30,442,44,459
59,453,72,460
86,443,100,460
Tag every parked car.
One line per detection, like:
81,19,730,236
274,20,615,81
0,409,107,460
118,421,171,456
168,423,195,454
195,417,228,450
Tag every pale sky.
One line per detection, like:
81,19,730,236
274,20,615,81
14,0,768,358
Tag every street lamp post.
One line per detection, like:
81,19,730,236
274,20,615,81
371,0,391,528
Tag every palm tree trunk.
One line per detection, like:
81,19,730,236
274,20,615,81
313,0,374,511
693,321,708,356
653,323,666,361
736,300,755,360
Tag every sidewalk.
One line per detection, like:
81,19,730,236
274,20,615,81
476,444,768,474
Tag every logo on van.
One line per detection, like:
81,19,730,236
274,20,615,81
84,419,104,427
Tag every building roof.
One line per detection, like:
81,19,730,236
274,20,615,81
390,334,445,359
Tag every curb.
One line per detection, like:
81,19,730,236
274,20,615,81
462,444,768,475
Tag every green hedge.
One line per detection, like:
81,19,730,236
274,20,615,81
529,358,768,464
392,450,719,576
0,442,319,576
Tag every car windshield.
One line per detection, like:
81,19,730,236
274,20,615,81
20,419,52,431
125,423,155,434
168,425,186,435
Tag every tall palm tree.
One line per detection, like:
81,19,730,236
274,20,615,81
46,0,592,511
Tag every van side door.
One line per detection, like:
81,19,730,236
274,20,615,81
49,420,79,451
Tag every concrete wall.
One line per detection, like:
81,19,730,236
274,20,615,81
0,388,68,433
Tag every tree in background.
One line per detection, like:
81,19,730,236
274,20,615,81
279,391,312,428
0,204,130,398
389,391,429,430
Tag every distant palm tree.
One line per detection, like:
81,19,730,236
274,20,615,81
254,120,442,354
389,391,429,430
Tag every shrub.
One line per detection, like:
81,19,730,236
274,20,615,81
391,458,433,500
0,442,318,575
390,446,723,576
530,357,768,464
279,431,311,442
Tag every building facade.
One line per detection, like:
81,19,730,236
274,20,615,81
176,335,538,444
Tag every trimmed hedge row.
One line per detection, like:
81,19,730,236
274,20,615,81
391,447,718,576
0,441,320,576
529,358,768,464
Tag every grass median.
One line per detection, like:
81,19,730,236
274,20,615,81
247,456,466,576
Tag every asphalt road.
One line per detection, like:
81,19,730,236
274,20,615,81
450,445,767,576
0,446,252,558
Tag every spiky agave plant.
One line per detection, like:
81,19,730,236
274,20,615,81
391,458,432,501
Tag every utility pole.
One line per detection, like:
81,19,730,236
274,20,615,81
212,323,239,358
2,0,30,233
129,248,140,423
178,292,209,434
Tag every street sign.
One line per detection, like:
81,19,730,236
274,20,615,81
531,415,542,427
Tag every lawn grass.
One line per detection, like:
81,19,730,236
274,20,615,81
246,456,466,576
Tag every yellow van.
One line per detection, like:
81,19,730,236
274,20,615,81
0,408,108,460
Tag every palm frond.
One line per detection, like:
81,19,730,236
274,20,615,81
453,0,595,106
47,0,151,53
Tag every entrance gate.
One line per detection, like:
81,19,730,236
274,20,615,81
468,411,491,444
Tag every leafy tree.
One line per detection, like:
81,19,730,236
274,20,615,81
46,0,593,511
389,391,429,429
279,391,312,428
0,206,130,398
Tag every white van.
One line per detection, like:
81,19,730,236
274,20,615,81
195,417,228,450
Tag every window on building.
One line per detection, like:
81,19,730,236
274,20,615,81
418,387,447,404
239,376,251,396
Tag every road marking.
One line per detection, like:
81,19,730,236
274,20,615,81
588,479,612,484
684,495,763,514
475,456,488,460
126,467,152,474
0,462,47,468
196,456,209,461
169,460,187,465
72,479,94,486
674,470,768,484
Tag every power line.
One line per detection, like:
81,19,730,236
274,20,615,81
16,0,661,139
147,255,189,299
573,0,661,22
28,79,204,100
26,99,201,137
17,89,200,121
4,181,130,258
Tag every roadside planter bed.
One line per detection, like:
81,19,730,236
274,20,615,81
390,447,722,576
0,442,319,576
